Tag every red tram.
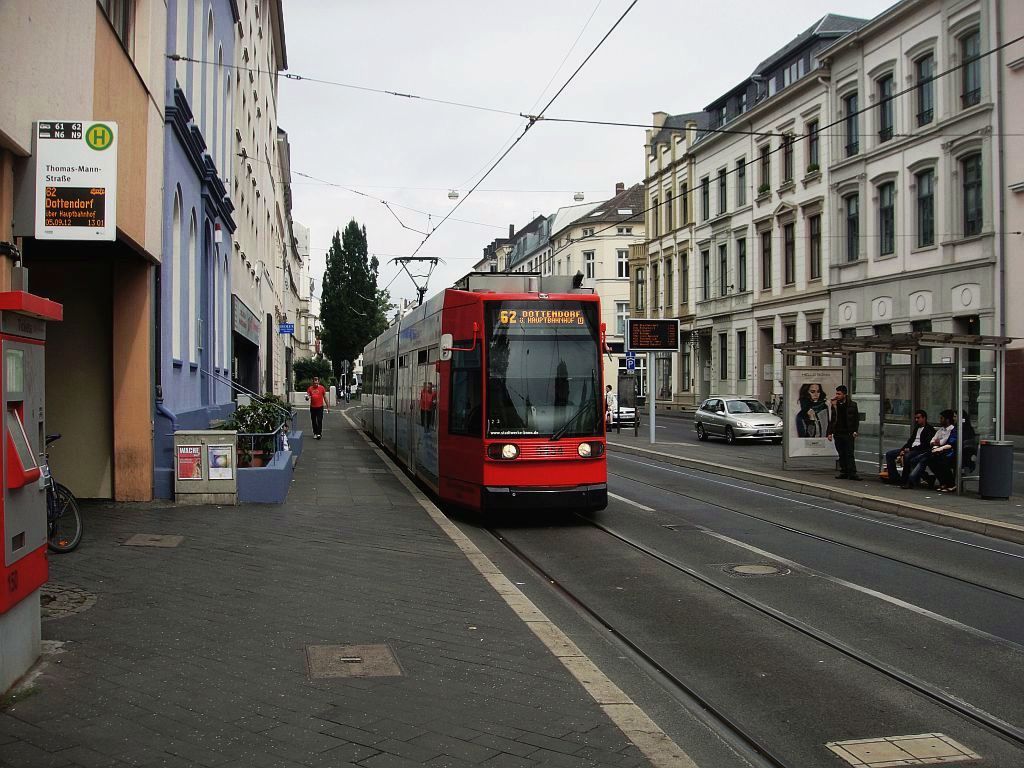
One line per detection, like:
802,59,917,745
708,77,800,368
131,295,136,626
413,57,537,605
361,273,607,513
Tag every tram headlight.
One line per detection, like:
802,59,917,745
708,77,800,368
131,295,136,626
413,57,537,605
487,443,520,460
577,443,592,458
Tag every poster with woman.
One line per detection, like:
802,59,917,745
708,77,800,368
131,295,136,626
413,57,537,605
787,367,844,458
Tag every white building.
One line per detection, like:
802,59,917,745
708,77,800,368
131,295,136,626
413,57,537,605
822,0,1004,431
230,0,288,396
549,184,645,390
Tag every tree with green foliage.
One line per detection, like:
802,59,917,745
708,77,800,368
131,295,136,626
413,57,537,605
319,220,392,377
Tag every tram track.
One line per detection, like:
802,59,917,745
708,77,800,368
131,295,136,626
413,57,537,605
609,454,1024,604
485,515,1024,766
486,526,792,768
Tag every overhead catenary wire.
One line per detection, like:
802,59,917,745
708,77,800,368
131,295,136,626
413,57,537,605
534,31,1024,259
407,0,639,261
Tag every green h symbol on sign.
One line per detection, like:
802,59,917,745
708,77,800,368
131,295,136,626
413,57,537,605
86,124,113,151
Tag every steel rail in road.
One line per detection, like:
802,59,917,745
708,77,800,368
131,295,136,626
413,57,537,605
553,515,1024,753
487,526,793,768
611,454,1024,603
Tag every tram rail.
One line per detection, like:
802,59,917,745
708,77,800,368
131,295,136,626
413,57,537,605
485,514,1024,765
609,454,1024,604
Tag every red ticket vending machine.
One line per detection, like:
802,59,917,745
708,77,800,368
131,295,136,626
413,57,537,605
0,291,61,694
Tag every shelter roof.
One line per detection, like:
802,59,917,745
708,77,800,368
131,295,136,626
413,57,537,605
775,332,1013,355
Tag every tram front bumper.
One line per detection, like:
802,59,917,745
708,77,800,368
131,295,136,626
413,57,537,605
481,483,608,512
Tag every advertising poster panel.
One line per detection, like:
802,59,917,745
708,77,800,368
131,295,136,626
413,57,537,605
176,445,203,480
787,367,843,458
207,444,234,480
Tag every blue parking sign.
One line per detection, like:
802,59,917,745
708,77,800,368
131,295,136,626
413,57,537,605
626,357,636,372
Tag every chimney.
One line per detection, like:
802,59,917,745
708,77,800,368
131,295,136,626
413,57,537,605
615,182,625,195
652,111,668,129
509,224,514,238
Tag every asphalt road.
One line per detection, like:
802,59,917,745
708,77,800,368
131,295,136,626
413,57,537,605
466,451,1024,767
623,411,1024,480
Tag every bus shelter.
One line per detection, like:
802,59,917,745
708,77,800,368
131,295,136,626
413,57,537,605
775,332,1012,495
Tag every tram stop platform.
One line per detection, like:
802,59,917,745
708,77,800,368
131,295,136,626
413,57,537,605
0,409,670,768
607,430,1024,546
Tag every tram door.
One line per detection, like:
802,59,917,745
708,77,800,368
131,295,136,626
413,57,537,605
412,349,440,487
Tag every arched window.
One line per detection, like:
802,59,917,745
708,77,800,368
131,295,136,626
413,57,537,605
223,256,230,372
223,72,232,183
212,242,219,369
175,0,187,88
206,10,215,141
188,211,197,364
171,189,182,361
191,0,201,103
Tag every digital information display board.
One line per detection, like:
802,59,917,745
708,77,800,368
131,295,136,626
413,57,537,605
34,120,117,241
627,319,680,352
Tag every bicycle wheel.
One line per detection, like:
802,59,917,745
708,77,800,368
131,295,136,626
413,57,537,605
47,482,83,553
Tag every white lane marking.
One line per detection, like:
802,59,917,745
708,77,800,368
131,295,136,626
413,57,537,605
608,492,656,512
612,453,1024,561
342,412,698,768
607,486,1024,651
700,530,1024,651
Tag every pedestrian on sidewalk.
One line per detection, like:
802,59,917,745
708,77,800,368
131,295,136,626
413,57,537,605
827,385,861,480
884,409,935,487
306,376,328,439
605,384,617,429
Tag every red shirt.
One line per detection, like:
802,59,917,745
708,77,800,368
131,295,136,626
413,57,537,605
419,388,436,411
307,384,327,408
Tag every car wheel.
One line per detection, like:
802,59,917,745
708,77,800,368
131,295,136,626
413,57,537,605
696,423,707,441
725,427,736,445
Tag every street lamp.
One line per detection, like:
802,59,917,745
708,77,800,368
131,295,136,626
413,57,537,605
573,192,584,201
448,190,459,200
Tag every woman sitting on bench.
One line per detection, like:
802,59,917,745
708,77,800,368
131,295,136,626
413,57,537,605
927,409,959,493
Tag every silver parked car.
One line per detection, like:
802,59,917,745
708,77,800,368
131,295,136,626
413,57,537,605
695,396,783,444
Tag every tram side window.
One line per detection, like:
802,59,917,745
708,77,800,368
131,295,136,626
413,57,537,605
449,344,482,437
364,363,374,395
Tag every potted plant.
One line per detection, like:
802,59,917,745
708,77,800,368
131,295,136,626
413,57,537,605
806,162,820,175
223,397,285,467
757,182,771,196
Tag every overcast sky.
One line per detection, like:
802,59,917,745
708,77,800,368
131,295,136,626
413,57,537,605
279,0,896,309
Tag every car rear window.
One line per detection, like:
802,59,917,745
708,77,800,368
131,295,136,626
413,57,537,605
727,399,770,414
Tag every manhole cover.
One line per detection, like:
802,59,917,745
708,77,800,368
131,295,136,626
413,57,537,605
40,583,97,620
123,534,184,548
723,563,789,577
305,644,403,679
827,733,980,766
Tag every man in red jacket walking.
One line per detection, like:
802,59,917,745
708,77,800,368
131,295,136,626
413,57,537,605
306,376,328,440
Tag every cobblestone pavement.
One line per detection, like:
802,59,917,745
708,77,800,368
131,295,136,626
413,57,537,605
0,410,650,768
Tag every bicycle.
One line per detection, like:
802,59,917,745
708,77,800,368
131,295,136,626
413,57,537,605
42,433,83,553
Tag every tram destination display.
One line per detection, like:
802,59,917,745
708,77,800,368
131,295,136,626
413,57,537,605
33,120,117,241
627,319,680,352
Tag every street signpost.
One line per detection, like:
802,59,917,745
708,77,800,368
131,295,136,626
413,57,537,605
626,319,681,444
34,120,118,241
278,322,294,335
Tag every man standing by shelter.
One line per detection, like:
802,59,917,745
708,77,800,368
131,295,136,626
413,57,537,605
306,376,328,440
827,385,861,481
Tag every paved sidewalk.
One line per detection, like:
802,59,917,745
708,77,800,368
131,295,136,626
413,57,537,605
0,410,653,768
608,431,1024,545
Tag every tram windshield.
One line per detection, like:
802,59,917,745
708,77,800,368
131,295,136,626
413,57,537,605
485,301,602,438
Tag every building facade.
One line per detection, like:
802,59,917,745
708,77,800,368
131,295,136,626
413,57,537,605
3,1,166,502
230,0,287,397
822,0,1004,432
1002,2,1024,432
155,0,239,498
549,184,645,391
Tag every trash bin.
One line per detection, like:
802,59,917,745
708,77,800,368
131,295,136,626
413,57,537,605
978,440,1013,499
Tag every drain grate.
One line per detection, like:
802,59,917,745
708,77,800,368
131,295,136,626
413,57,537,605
827,733,980,766
305,644,403,679
41,583,97,620
123,534,184,548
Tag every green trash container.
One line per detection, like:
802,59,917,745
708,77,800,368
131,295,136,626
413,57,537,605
978,440,1013,499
